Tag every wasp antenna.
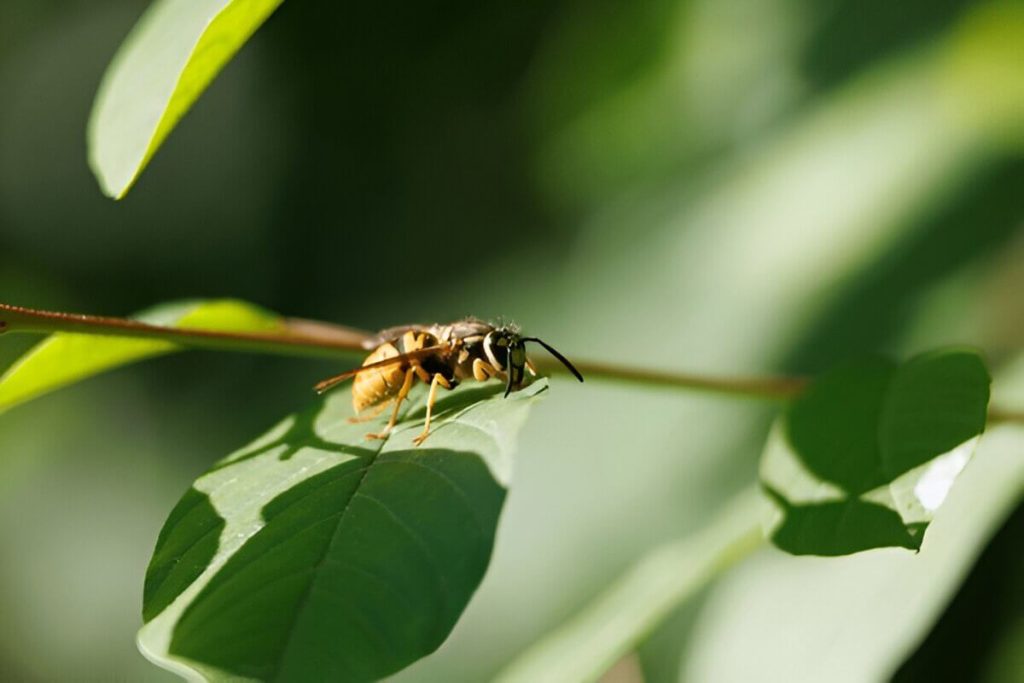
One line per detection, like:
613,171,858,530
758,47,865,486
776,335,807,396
314,371,358,394
522,337,584,383
504,343,516,398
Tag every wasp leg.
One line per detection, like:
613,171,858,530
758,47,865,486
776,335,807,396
472,358,505,382
365,367,416,440
404,331,437,383
526,358,538,377
347,402,388,424
413,364,432,383
412,373,453,447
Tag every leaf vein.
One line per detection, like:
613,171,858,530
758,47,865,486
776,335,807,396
375,459,489,541
352,490,454,614
270,406,405,681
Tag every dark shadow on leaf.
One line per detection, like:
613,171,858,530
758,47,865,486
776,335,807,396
784,350,989,495
876,350,990,479
209,398,376,471
169,447,505,682
143,488,226,622
403,381,506,421
784,356,894,495
771,350,990,556
763,485,921,556
213,379,536,471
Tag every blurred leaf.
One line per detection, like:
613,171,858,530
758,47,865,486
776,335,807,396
139,380,546,681
893,497,1024,682
943,2,1024,148
494,490,762,683
634,603,701,683
761,349,990,555
0,299,281,414
88,0,284,198
397,20,1015,681
684,420,1024,683
800,0,965,91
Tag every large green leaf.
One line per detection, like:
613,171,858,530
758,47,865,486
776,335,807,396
88,0,284,198
0,299,281,414
761,349,990,556
139,380,546,681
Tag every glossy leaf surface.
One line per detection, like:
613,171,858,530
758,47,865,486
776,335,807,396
88,0,284,198
761,349,990,555
139,380,546,681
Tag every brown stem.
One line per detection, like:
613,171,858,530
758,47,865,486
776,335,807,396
532,358,809,399
2,302,1023,422
987,406,1024,424
0,302,368,359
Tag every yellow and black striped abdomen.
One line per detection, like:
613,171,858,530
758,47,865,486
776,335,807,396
352,342,407,413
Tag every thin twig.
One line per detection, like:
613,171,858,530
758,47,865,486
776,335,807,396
533,358,809,399
2,302,1023,422
987,406,1024,425
0,302,368,359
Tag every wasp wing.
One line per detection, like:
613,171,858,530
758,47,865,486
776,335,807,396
313,344,450,394
366,318,505,350
360,323,438,350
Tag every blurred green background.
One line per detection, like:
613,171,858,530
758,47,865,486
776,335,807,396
1,0,1022,680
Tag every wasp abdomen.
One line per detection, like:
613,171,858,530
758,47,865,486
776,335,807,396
352,342,407,413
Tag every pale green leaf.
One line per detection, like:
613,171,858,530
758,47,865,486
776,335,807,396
139,380,546,681
494,490,762,683
684,420,1024,683
88,0,284,198
0,299,281,414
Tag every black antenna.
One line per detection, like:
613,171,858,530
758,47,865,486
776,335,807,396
504,345,516,398
522,337,584,383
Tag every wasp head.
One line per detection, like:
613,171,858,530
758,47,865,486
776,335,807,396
483,325,583,397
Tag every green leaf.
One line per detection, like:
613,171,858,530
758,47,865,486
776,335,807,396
0,299,281,414
761,349,990,556
88,0,284,198
493,490,762,683
139,380,546,681
761,487,920,555
684,420,1024,683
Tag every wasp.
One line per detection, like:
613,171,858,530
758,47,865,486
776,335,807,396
313,319,583,446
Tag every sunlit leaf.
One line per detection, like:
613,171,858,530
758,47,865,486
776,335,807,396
88,0,284,198
761,349,990,556
139,380,546,681
0,299,281,414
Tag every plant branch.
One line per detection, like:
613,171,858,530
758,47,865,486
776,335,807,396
987,406,1024,424
2,302,1022,422
0,302,368,359
534,358,808,399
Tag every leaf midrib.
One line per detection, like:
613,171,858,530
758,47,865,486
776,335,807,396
270,405,407,682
